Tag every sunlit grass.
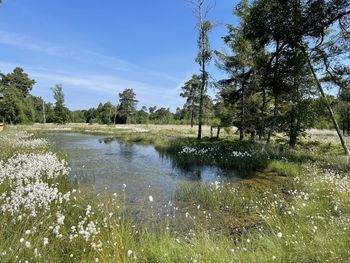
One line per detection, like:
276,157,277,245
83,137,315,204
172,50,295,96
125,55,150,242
1,127,350,262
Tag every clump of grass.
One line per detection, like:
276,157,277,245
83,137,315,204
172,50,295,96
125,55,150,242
266,161,302,177
158,138,270,171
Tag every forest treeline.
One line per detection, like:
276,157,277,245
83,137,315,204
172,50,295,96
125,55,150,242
1,0,350,150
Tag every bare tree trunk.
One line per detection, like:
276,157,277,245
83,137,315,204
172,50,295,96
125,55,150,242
306,55,350,155
197,1,205,140
198,81,204,139
195,0,211,140
240,80,245,141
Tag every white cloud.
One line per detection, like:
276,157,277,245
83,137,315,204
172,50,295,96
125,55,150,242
0,61,185,110
0,30,181,83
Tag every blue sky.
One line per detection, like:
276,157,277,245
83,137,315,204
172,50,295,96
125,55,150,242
0,0,238,111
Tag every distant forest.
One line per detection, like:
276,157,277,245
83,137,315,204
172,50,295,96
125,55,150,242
0,66,344,131
1,0,350,150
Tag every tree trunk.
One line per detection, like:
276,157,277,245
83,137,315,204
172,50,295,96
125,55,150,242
113,107,117,125
198,86,204,140
289,107,296,148
197,0,206,141
191,108,194,128
347,108,350,136
306,55,350,155
216,127,221,139
289,110,301,149
198,57,205,140
262,41,280,150
263,94,279,150
259,87,266,141
250,130,256,142
42,101,46,124
240,81,245,141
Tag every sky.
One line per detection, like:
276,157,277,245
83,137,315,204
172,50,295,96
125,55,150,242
0,0,239,111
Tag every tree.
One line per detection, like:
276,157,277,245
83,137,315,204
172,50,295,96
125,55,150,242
188,0,214,139
51,84,69,124
300,0,350,155
133,106,149,124
118,89,138,124
84,108,98,124
216,0,256,140
0,67,36,124
180,75,201,128
1,67,35,97
98,102,114,124
0,87,25,124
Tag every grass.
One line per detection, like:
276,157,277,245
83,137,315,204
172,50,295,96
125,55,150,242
1,125,350,262
157,138,270,171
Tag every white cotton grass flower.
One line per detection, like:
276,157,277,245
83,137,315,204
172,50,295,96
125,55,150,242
25,241,31,249
0,151,71,217
0,131,48,150
127,250,133,257
56,212,65,225
43,238,49,246
277,232,283,238
148,195,154,202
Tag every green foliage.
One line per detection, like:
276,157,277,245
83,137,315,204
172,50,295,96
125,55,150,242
1,67,35,97
51,84,69,124
0,87,25,124
118,88,138,123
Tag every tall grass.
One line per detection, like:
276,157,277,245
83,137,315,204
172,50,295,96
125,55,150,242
1,128,350,262
158,138,270,171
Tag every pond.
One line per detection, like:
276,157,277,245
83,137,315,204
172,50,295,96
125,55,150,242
43,133,244,207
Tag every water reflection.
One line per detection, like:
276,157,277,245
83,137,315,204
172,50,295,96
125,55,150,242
43,133,244,206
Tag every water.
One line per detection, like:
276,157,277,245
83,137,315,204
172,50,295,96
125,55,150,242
43,133,243,206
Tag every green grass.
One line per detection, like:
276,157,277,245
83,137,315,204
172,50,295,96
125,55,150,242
266,161,302,177
1,126,350,262
157,138,270,171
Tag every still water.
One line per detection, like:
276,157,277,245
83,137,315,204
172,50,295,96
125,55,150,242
43,133,243,205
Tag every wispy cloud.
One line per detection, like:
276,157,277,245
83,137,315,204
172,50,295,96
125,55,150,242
0,61,185,110
0,29,189,110
0,31,62,54
0,30,181,83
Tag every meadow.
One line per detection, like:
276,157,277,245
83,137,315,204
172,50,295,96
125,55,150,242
0,124,350,262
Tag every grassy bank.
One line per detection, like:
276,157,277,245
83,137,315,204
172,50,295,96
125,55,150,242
1,126,350,262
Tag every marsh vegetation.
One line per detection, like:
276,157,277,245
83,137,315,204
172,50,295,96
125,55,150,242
0,125,350,262
1,0,350,262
